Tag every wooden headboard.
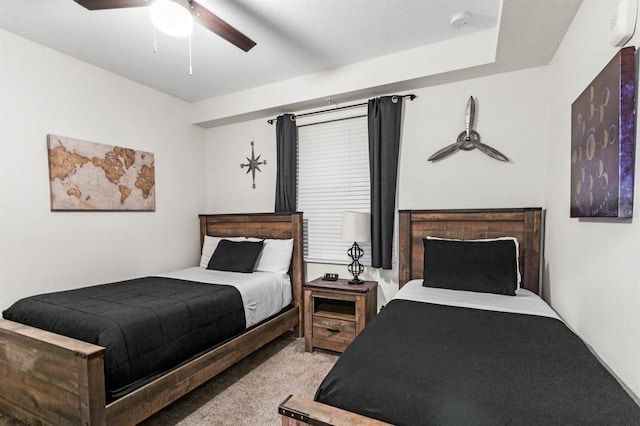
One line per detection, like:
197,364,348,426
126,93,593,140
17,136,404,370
398,208,543,294
198,212,305,331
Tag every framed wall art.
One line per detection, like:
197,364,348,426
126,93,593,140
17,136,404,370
47,134,155,211
570,46,636,218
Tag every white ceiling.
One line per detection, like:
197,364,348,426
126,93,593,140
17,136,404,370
0,0,581,103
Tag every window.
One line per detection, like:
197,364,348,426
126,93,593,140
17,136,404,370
297,113,371,265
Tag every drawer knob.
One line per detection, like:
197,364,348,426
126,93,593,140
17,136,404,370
326,328,340,333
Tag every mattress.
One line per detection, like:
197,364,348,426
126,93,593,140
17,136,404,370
315,280,640,425
3,268,292,401
394,279,559,319
159,267,292,327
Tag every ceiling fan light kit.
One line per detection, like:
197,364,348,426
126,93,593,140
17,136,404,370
150,0,193,38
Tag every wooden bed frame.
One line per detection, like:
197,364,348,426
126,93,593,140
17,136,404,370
279,208,544,426
0,212,305,426
398,208,543,293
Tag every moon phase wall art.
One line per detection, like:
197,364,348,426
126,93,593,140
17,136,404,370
570,46,636,218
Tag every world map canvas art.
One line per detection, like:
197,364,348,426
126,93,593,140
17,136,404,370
47,134,155,211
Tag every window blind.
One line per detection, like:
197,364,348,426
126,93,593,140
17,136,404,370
297,115,371,265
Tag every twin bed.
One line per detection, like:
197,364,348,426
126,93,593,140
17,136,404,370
0,212,304,425
280,208,640,425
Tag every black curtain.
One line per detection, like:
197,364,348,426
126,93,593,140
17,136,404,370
368,96,403,269
275,114,297,212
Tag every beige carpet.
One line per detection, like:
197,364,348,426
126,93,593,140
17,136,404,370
0,333,338,426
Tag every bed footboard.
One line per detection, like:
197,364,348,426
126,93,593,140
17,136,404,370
0,318,106,425
106,305,299,425
279,395,391,426
0,306,299,426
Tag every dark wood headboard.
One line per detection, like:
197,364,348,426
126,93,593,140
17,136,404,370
198,212,305,328
398,208,543,294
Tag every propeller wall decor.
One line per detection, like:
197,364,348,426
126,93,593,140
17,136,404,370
428,96,509,162
73,0,256,52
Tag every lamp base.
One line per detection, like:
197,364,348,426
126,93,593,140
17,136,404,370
347,241,365,286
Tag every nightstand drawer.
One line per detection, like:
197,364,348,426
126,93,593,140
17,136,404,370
312,316,356,344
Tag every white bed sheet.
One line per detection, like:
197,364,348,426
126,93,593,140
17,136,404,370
158,267,292,327
393,279,560,320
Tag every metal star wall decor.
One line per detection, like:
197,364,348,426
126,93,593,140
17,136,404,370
240,141,266,188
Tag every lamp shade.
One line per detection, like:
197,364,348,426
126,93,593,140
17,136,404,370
341,211,371,242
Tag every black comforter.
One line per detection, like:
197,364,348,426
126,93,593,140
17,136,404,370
3,276,246,401
315,299,640,425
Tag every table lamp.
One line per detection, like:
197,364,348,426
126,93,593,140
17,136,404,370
341,211,371,285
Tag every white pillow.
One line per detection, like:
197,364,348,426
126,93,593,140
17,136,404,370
426,236,521,286
200,235,247,268
255,238,294,275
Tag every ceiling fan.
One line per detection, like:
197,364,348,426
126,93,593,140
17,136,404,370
73,0,256,52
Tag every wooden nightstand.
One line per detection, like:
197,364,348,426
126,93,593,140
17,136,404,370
304,277,377,353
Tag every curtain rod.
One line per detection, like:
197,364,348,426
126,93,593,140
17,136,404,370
267,94,416,125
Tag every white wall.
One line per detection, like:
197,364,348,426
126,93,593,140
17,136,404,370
0,30,206,310
398,67,548,210
544,0,640,397
204,65,549,305
204,119,276,213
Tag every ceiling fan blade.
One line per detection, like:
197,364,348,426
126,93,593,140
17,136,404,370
74,0,149,10
428,142,464,162
189,0,256,52
474,142,509,162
